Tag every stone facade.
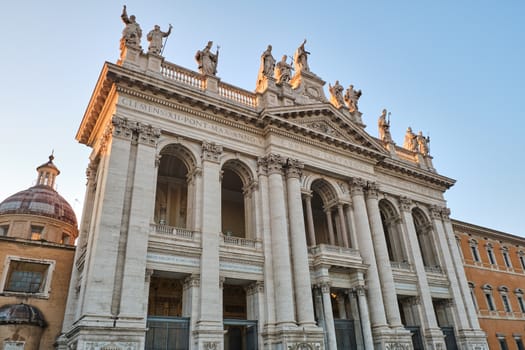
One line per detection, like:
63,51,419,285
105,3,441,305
60,24,489,350
453,220,525,350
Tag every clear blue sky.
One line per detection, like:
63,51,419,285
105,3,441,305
0,1,523,236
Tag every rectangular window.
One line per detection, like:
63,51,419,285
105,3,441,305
1,257,55,297
485,293,495,311
502,295,512,312
0,224,8,236
499,338,509,350
471,246,480,262
30,225,43,240
503,251,512,268
60,233,70,245
487,249,496,265
516,339,525,350
518,296,525,313
519,255,525,270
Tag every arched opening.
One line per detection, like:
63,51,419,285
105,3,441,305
303,179,350,247
154,144,196,229
379,199,407,263
221,169,246,238
412,208,439,268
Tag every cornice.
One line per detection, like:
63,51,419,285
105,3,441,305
452,219,525,246
377,157,456,190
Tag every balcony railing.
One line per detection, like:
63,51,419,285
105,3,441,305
160,62,205,90
150,223,195,240
308,244,360,257
390,261,412,270
221,233,260,249
424,265,443,274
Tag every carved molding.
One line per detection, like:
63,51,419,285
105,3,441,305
201,141,223,162
287,342,322,350
203,342,218,350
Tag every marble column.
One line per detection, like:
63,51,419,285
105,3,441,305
325,208,336,245
266,154,296,327
398,198,445,348
349,178,388,330
194,141,223,346
431,206,479,330
285,159,316,327
320,283,338,350
355,285,374,350
303,192,316,246
337,203,350,248
344,204,359,249
364,182,403,328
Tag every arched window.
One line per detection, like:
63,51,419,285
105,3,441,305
501,246,512,268
412,208,439,268
154,144,196,229
379,199,407,263
221,160,255,240
304,179,349,247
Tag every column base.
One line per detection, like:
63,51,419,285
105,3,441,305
62,325,145,350
193,320,225,350
424,327,446,349
372,327,413,350
262,324,325,350
456,329,489,350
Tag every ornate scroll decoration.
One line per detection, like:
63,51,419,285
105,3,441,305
285,158,304,179
201,141,223,162
349,177,367,196
398,196,413,212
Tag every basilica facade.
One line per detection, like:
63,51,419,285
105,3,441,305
59,12,489,350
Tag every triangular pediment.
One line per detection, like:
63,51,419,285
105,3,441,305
263,103,387,155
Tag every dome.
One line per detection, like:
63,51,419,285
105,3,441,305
0,303,47,327
0,154,77,227
0,185,77,226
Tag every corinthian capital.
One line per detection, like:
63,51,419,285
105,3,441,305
399,196,413,212
112,115,135,140
429,205,442,220
365,181,379,199
137,123,161,146
349,177,367,196
285,158,304,179
265,153,285,175
201,141,223,162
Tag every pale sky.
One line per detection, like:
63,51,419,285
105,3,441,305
0,1,523,236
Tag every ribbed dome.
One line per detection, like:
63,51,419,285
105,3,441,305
0,185,77,226
0,303,47,327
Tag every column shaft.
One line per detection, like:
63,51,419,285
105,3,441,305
337,204,349,248
321,285,338,350
326,209,336,245
304,194,316,246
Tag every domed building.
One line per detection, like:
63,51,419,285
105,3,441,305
0,155,78,350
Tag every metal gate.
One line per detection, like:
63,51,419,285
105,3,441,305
441,326,458,350
145,317,190,350
406,326,424,350
334,319,357,350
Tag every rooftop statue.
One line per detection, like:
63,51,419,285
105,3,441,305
329,80,345,108
293,39,310,73
259,45,276,78
147,24,172,55
378,109,393,143
403,127,418,152
195,41,219,76
120,5,142,49
275,55,293,84
417,131,430,156
344,85,362,113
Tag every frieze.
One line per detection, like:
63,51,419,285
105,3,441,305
84,342,138,350
385,342,412,350
287,342,322,350
204,342,218,350
146,253,199,267
119,96,261,145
